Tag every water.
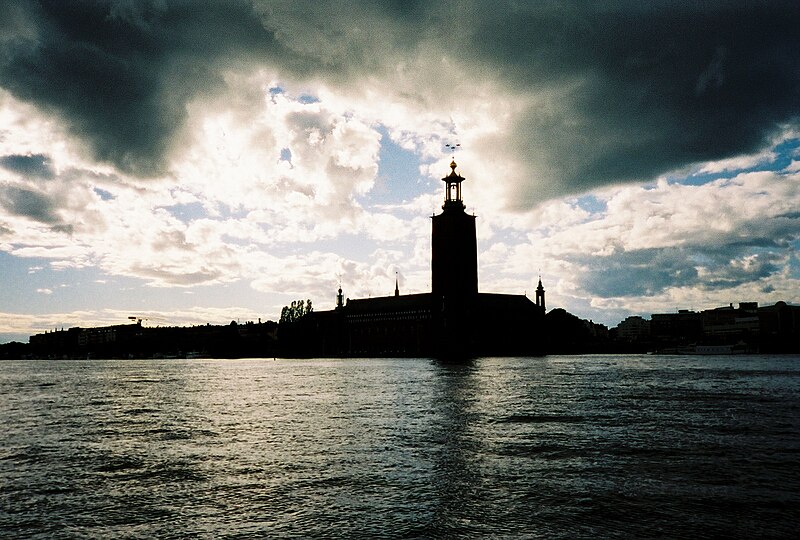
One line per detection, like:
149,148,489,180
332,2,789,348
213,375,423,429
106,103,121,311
1,355,799,538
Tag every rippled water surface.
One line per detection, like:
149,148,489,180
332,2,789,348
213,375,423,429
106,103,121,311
2,355,799,538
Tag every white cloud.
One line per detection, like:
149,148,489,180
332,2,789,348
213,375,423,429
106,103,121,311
696,149,776,174
478,168,800,323
2,44,799,334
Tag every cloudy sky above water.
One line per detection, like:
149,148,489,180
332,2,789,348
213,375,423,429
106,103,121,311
1,1,799,342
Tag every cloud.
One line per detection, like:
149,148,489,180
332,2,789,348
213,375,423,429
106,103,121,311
0,186,62,224
1,1,799,333
0,153,54,178
0,0,294,176
464,2,800,203
488,168,800,320
0,1,796,202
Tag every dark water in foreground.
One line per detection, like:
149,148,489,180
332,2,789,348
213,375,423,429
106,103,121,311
1,355,799,539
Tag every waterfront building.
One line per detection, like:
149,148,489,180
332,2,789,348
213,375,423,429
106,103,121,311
648,301,800,353
297,161,546,357
615,316,651,342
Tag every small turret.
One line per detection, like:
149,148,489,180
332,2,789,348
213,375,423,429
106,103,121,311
535,276,546,312
336,285,344,309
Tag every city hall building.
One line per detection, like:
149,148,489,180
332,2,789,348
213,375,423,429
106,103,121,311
292,161,546,357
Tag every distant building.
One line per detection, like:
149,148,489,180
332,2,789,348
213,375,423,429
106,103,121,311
702,303,760,344
29,327,82,357
650,310,703,346
28,320,278,359
757,301,800,353
649,301,800,353
29,323,141,358
615,316,651,342
294,161,546,357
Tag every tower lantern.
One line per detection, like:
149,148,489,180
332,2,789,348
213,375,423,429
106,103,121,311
443,160,465,209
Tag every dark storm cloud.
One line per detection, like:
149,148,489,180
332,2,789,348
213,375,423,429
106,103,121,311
0,154,55,179
1,1,798,195
463,1,800,199
0,0,295,176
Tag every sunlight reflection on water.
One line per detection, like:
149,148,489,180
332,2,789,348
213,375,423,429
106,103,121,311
1,355,799,538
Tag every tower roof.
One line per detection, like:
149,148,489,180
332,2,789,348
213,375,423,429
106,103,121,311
444,160,464,182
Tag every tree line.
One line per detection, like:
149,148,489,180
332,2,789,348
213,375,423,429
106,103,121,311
279,299,313,324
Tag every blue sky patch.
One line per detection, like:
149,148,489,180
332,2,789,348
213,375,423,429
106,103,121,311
574,194,607,214
298,94,320,104
163,202,207,222
363,127,427,206
93,187,114,201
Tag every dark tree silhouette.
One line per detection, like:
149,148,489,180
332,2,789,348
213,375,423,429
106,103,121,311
280,299,314,324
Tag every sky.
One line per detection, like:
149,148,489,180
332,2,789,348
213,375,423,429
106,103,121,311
1,0,799,343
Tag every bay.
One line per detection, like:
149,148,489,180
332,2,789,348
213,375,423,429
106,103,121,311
1,355,799,538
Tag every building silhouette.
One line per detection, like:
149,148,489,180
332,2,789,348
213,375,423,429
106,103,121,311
648,301,800,353
289,161,546,357
19,162,550,359
27,319,278,359
432,162,478,300
16,159,800,359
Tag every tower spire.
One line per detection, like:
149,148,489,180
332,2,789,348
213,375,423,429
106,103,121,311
536,275,546,312
395,272,400,296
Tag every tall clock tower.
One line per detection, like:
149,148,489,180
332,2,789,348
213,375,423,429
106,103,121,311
431,161,478,302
